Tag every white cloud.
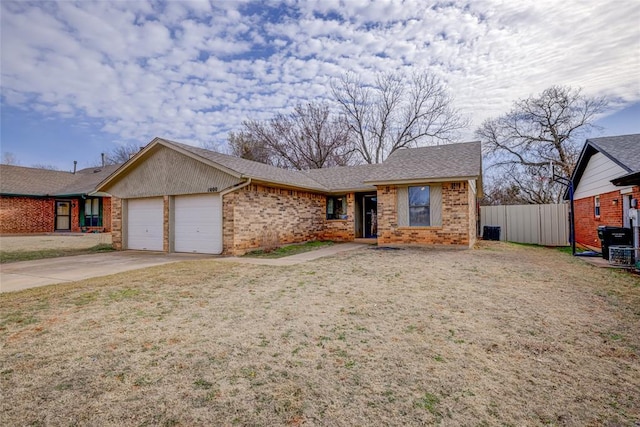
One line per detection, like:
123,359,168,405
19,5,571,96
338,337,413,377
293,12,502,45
1,0,638,150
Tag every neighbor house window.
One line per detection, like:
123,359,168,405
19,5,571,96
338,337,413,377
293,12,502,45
84,198,102,227
409,186,430,226
327,195,347,220
594,195,600,217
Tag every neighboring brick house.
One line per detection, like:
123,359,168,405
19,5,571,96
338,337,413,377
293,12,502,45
96,137,482,255
0,164,119,234
567,134,640,249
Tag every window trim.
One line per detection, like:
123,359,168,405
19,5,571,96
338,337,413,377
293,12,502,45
594,195,600,218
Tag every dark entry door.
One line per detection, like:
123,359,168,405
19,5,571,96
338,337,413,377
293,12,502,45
363,195,377,238
55,201,71,231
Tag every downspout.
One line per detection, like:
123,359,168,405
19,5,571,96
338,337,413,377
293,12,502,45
220,177,252,198
218,178,252,254
569,181,576,256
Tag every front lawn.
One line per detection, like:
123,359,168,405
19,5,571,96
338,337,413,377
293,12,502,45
0,243,114,263
1,242,638,425
243,240,334,258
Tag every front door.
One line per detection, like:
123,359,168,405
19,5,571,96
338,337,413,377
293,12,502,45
363,195,377,238
55,201,71,231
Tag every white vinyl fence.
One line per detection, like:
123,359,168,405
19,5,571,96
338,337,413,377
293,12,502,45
480,204,570,246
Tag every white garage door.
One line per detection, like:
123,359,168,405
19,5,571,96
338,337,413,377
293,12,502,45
174,194,222,254
127,198,164,251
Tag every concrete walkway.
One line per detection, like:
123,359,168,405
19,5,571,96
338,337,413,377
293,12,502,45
217,242,368,266
0,252,208,293
0,243,369,293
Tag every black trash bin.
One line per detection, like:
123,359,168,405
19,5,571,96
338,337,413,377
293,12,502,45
483,225,501,241
597,226,632,260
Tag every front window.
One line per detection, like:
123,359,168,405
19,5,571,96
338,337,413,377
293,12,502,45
326,195,347,220
409,186,430,226
594,195,600,217
84,198,101,227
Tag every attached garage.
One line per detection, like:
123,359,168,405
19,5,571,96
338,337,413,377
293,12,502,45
174,194,222,254
127,197,164,251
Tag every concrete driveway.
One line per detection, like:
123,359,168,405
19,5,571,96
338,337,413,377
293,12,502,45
0,251,210,293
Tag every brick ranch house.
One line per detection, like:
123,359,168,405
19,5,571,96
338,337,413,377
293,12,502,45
0,164,118,234
567,134,640,249
96,137,483,255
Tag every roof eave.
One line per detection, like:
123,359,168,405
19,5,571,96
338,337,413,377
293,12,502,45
0,192,51,197
611,171,640,187
249,178,327,193
324,186,377,194
364,175,480,186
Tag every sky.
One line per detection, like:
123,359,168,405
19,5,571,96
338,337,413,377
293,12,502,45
1,0,639,170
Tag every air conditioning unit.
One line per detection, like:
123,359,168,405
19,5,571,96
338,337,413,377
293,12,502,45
609,245,634,267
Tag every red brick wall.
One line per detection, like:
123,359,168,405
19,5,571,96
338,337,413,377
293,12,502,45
0,195,112,234
71,201,80,232
574,186,640,247
0,196,55,233
377,182,474,247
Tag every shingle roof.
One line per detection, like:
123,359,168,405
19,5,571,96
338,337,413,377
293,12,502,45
364,141,482,183
96,138,483,194
161,139,482,192
58,164,122,195
303,164,378,192
587,134,640,173
0,164,121,196
161,139,328,191
564,133,640,199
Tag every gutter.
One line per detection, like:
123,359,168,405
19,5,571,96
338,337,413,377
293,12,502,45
220,177,252,198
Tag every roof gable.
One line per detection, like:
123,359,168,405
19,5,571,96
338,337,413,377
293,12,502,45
97,137,484,195
568,134,640,198
98,143,242,198
588,134,640,173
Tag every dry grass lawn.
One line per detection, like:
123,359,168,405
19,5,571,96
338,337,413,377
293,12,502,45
0,233,112,251
1,242,638,426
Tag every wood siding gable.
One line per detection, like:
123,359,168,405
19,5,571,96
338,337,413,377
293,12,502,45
573,152,632,199
102,145,242,198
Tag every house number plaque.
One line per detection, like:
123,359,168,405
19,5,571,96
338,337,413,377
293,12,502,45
207,187,218,192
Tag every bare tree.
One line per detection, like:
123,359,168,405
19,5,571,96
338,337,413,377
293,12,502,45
227,130,275,166
331,71,467,164
31,163,60,170
1,152,19,165
103,142,143,165
236,103,354,170
476,86,607,204
479,181,526,206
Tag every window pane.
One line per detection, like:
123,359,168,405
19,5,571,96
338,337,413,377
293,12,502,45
85,199,92,216
57,202,70,215
409,186,430,206
327,195,347,219
92,199,100,215
410,206,430,226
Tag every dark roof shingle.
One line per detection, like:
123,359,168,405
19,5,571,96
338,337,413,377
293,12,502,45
0,164,121,196
587,134,640,173
364,141,482,183
162,139,328,191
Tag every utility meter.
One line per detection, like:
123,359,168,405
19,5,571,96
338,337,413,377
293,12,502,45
630,208,639,224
